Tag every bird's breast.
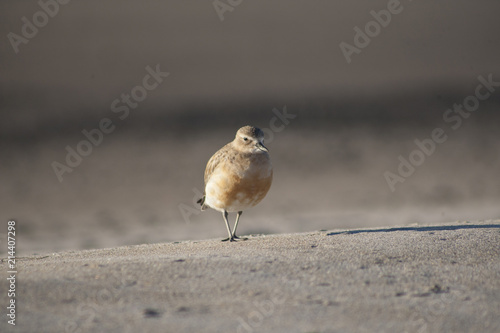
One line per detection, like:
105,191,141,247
205,153,272,212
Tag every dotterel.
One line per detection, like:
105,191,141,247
197,126,273,242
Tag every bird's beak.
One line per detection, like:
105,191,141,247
256,142,269,152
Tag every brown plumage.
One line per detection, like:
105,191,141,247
197,126,273,242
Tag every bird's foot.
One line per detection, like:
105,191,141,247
221,235,248,242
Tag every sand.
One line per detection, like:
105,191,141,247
1,220,499,332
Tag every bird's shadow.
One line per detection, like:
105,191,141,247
326,223,500,236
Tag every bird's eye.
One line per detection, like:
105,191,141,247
243,137,248,141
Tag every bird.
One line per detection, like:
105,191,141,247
197,126,273,242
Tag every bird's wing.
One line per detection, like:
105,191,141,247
204,144,230,185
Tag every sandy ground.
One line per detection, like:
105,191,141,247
1,220,499,333
2,122,500,255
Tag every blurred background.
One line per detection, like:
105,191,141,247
1,1,499,254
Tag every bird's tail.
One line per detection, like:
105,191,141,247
197,195,207,211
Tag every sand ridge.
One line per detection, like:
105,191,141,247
1,220,499,332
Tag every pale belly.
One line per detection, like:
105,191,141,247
205,163,273,213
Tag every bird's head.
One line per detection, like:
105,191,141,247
234,126,269,154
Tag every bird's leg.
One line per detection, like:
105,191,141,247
232,211,246,240
221,210,235,242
